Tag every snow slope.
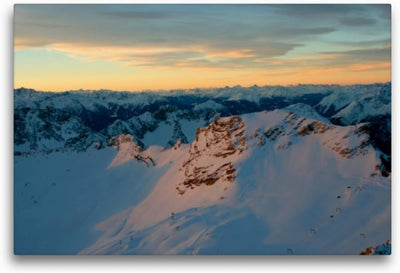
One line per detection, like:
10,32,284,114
14,147,169,254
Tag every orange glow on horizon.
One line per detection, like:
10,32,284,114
14,64,391,92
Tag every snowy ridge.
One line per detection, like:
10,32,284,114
284,103,330,124
193,100,225,112
108,134,154,168
316,82,390,124
245,110,372,160
15,83,389,113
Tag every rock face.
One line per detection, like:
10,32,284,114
108,134,154,168
360,240,391,255
177,116,245,194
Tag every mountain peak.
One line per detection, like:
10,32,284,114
177,116,245,194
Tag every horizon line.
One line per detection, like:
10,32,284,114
14,81,391,94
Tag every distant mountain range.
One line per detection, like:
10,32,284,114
14,83,391,168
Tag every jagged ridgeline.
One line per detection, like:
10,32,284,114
14,83,391,173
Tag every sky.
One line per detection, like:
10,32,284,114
14,4,391,92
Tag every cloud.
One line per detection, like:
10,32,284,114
13,4,339,50
39,42,300,70
273,4,362,19
36,40,390,76
340,17,377,26
14,4,391,77
100,11,170,20
373,4,391,20
332,38,390,48
348,61,390,71
267,27,336,37
246,46,391,76
322,47,391,64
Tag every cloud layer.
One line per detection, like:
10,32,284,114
14,4,391,90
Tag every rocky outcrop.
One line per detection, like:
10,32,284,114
360,240,391,255
176,116,245,194
108,134,155,168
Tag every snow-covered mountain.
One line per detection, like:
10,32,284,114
14,101,391,254
14,83,390,157
316,82,391,125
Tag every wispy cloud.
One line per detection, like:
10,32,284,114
100,10,170,20
340,17,377,26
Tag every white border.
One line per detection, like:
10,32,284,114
2,1,398,273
